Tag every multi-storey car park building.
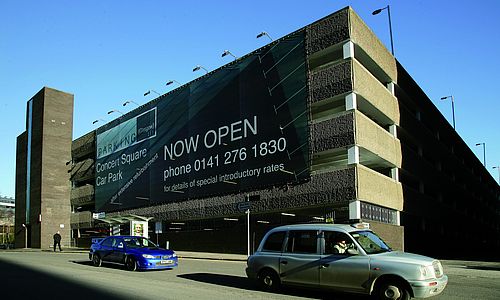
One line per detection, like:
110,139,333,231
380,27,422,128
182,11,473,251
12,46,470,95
15,7,499,260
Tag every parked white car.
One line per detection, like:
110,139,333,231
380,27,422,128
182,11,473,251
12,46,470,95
246,223,447,299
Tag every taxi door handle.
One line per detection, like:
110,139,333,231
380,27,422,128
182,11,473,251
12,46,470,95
280,261,288,265
320,264,329,269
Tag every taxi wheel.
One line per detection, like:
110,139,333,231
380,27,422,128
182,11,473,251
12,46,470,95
125,256,138,271
92,254,102,267
377,282,410,300
257,269,280,291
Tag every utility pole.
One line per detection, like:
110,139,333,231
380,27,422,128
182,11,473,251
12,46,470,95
246,195,250,257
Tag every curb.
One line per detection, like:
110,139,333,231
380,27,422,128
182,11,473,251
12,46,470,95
177,255,247,262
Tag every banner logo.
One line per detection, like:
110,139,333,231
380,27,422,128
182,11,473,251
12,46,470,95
97,107,157,159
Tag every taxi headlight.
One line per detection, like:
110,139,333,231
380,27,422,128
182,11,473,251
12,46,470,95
420,265,435,280
142,254,155,259
172,253,177,257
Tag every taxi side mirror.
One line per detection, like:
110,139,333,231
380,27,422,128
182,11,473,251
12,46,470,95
117,242,124,249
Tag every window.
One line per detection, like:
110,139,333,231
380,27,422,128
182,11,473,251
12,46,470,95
262,231,285,252
360,202,397,225
101,238,114,247
285,230,318,254
324,231,354,255
351,230,391,254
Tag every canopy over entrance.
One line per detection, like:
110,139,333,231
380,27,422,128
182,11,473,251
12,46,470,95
96,214,154,226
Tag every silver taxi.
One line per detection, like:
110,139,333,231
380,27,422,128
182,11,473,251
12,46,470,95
246,223,447,299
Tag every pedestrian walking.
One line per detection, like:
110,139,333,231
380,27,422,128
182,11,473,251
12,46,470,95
53,231,62,252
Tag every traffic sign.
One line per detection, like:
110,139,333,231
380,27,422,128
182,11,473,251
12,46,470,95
237,201,251,212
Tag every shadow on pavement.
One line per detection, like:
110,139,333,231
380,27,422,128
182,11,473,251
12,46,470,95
466,265,500,272
0,258,125,299
177,273,368,300
71,259,176,272
71,259,125,271
71,259,94,266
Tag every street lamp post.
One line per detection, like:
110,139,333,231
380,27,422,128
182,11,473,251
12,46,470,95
92,118,107,125
107,109,124,116
166,80,181,87
475,143,486,167
221,50,238,60
123,100,139,107
22,223,27,248
192,65,209,74
372,5,394,56
493,166,500,183
440,95,456,129
144,90,160,97
256,31,273,42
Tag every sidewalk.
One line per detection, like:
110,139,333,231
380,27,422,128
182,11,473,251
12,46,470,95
176,251,247,261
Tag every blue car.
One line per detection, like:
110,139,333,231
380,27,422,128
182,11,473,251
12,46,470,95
89,236,178,271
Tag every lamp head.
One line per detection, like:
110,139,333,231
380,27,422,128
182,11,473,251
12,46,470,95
92,120,99,124
256,32,266,38
372,8,383,15
193,65,201,72
107,110,113,115
166,80,173,86
144,91,150,96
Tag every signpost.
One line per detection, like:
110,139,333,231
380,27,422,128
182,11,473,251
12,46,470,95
155,221,162,245
238,196,252,257
237,201,251,212
92,212,105,219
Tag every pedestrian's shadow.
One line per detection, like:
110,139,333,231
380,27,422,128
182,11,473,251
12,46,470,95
177,273,368,299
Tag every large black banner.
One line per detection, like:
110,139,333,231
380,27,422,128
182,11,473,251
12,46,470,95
95,32,309,212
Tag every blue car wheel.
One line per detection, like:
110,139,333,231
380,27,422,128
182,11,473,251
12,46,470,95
125,256,138,271
92,254,102,267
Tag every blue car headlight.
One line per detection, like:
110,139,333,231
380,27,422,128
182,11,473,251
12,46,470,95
142,254,155,259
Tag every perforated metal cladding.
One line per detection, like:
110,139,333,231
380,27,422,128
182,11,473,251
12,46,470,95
115,169,356,220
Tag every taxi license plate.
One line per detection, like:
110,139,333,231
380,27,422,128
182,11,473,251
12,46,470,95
160,260,173,264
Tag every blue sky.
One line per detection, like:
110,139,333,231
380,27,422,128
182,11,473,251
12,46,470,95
1,0,499,197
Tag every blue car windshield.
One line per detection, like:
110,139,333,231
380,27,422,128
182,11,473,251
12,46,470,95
123,237,158,249
350,230,392,254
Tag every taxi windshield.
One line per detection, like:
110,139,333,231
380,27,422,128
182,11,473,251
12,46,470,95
350,230,392,254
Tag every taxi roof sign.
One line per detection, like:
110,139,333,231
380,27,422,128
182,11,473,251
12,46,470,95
351,222,370,229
